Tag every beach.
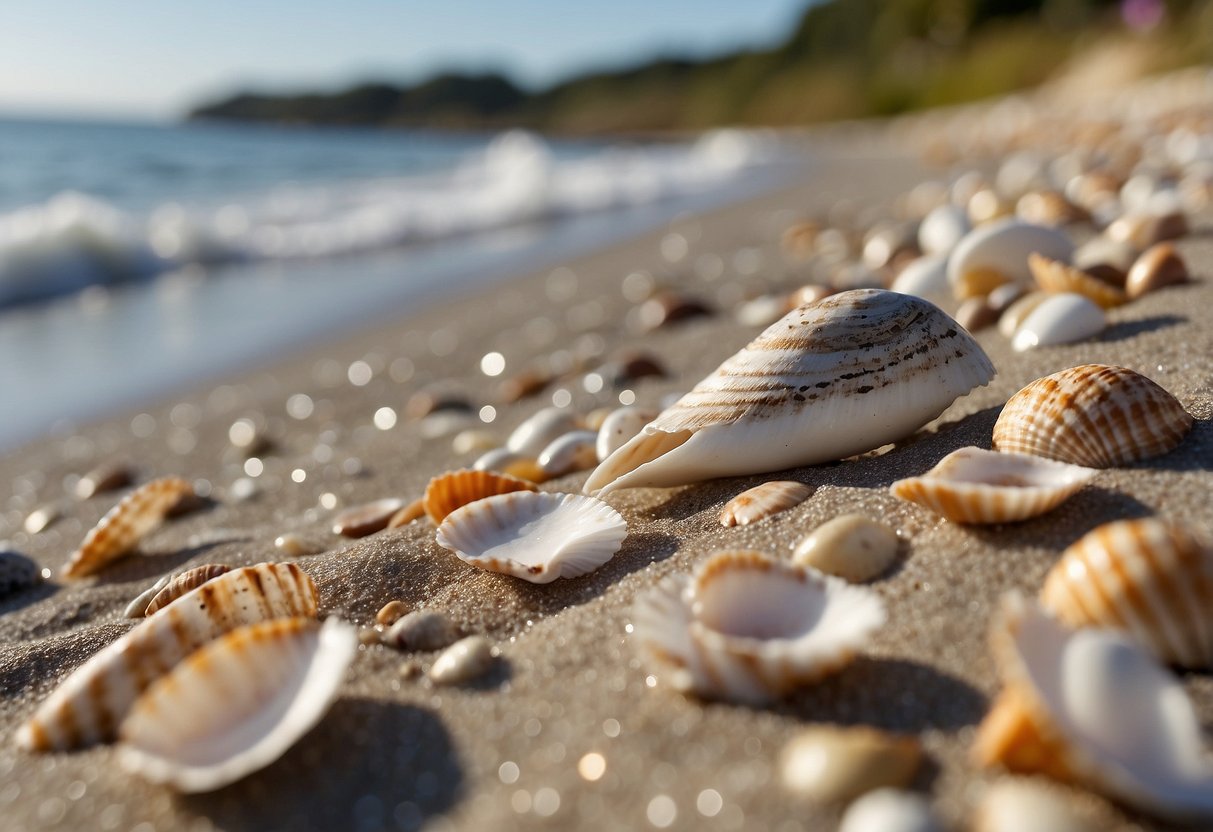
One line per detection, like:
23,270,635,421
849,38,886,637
1,124,1211,832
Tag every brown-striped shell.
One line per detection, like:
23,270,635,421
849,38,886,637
332,498,406,537
1028,254,1126,309
1040,519,1213,669
143,564,231,616
423,469,537,526
719,481,813,527
992,365,1193,467
62,476,194,578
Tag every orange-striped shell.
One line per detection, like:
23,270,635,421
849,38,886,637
143,564,231,616
62,476,194,578
423,469,536,525
1040,519,1213,669
992,365,1193,468
1028,253,1126,309
719,481,813,527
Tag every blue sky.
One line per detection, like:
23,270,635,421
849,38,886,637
0,0,810,119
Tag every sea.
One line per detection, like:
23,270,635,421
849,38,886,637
0,117,789,449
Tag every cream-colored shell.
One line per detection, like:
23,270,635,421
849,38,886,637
63,476,193,578
997,291,1049,338
918,204,970,256
1011,293,1104,352
143,564,231,616
719,481,813,527
595,407,659,462
538,430,600,477
471,448,547,482
792,514,900,581
947,219,1074,299
838,789,943,832
422,469,536,525
332,498,406,538
505,407,582,456
779,727,922,803
889,254,949,303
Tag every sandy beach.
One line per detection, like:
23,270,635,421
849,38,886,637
1,126,1211,832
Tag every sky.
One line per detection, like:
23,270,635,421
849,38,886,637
0,0,810,120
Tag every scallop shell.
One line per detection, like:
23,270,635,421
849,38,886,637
947,219,1074,299
972,594,1213,820
537,430,600,477
889,447,1097,524
117,616,356,793
584,290,995,495
143,564,231,616
632,550,885,704
423,469,536,525
62,476,194,578
719,481,812,527
435,491,627,583
991,365,1193,467
1011,293,1104,351
1040,519,1213,669
1028,254,1126,309
505,407,582,457
18,562,318,751
332,498,406,538
779,727,922,803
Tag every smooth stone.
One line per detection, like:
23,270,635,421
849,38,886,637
428,635,496,685
793,515,900,582
386,610,458,651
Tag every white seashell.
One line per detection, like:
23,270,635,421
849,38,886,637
719,481,812,527
632,550,885,704
538,430,600,477
975,780,1099,832
889,253,950,303
1029,254,1126,309
584,290,995,495
505,407,581,457
890,447,1097,524
1011,293,1104,352
274,533,322,556
595,406,659,463
997,291,1049,337
947,219,1074,299
419,410,478,440
779,727,922,803
837,789,943,832
24,503,61,535
63,476,194,578
435,492,626,584
124,575,171,618
428,635,496,685
471,448,546,483
792,514,899,581
973,594,1213,820
918,204,971,256
117,616,356,793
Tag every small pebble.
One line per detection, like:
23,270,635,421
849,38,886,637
386,610,458,651
428,635,496,685
123,574,170,618
23,503,61,535
376,600,410,627
793,515,900,582
358,627,382,647
75,462,135,500
976,780,1098,832
228,417,272,456
0,551,43,599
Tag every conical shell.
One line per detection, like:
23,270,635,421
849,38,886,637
435,492,627,584
1028,254,1126,309
117,616,356,793
992,365,1193,467
719,481,813,527
17,562,318,751
143,564,231,616
584,289,995,495
422,469,536,525
1040,519,1213,669
1010,293,1104,352
632,550,885,704
62,476,194,578
890,447,1097,524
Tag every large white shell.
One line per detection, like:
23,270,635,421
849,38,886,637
584,290,994,495
947,219,1074,298
435,491,627,583
117,616,356,793
632,550,885,704
1011,293,1104,351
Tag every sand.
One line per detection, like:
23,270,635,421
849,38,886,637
1,131,1211,832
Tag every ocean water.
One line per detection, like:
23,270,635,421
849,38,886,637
0,117,788,449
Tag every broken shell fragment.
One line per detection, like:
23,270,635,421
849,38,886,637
1028,254,1126,309
792,514,899,582
332,498,406,538
63,476,194,579
143,564,231,616
779,727,922,803
948,219,1074,299
1011,293,1104,352
719,481,812,527
538,430,600,477
1126,242,1189,299
423,469,536,526
428,635,496,685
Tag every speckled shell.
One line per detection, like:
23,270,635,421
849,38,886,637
62,476,194,578
584,290,995,495
17,562,318,751
632,550,885,704
992,365,1193,467
143,564,231,616
1040,519,1213,669
1011,293,1105,352
1028,254,1126,309
948,219,1074,299
422,469,536,525
890,447,1097,524
435,491,627,584
118,616,356,793
719,481,813,527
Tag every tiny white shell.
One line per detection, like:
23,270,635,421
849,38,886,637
595,407,659,463
918,204,971,256
538,430,600,477
838,789,943,832
889,253,950,302
997,291,1049,337
1011,293,1104,352
505,407,581,456
948,219,1074,299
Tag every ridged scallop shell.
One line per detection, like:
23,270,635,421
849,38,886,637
1011,293,1104,352
423,469,536,525
1028,254,1126,309
948,219,1074,299
632,550,885,704
972,594,1213,820
1040,519,1213,669
584,290,995,495
890,447,1097,524
18,562,318,751
992,365,1193,467
435,492,626,583
62,476,194,578
118,616,356,793
719,481,812,527
143,564,231,616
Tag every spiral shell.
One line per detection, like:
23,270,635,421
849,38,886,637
1028,254,1126,309
62,476,194,578
719,481,813,527
143,564,231,616
992,365,1193,467
423,469,536,525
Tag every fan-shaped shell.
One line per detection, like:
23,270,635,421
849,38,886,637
435,492,626,583
143,564,231,616
719,481,813,527
1040,519,1213,669
423,469,536,525
63,476,194,578
973,594,1213,820
631,550,885,704
18,562,318,751
584,290,995,495
1011,293,1104,351
992,365,1193,467
1028,254,1126,309
117,616,356,793
890,447,1097,524
948,219,1074,299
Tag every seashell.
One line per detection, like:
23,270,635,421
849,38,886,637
997,290,1049,337
423,469,536,525
1106,210,1188,249
1017,190,1088,226
595,407,659,463
386,498,427,529
837,788,943,832
1073,236,1137,277
719,481,812,527
992,364,1193,467
918,204,970,256
405,386,473,421
505,407,582,457
975,780,1099,832
1028,254,1125,309
782,220,822,260
75,462,135,500
117,616,356,793
889,254,950,303
987,280,1027,313
787,284,832,308
331,498,406,538
631,550,885,704
831,262,885,292
124,575,171,618
891,447,1096,524
451,429,498,455
376,600,410,627
496,368,551,403
0,550,43,600
968,188,1015,226
792,514,899,582
862,224,919,270
538,430,600,477
779,727,922,803
584,290,995,495
385,610,458,651
1011,293,1104,352
18,562,318,751
428,635,496,685
274,533,322,556
1126,242,1189,299
227,417,271,457
24,502,61,534
736,294,789,328
419,410,477,439
955,296,999,332
602,352,666,387
636,291,713,332
947,219,1074,299
62,476,194,579
1040,519,1213,669
436,492,626,584
143,564,231,616
972,594,1213,820
472,448,547,482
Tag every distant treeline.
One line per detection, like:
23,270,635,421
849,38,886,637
188,0,1213,133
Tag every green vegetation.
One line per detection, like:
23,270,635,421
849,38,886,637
188,0,1213,133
